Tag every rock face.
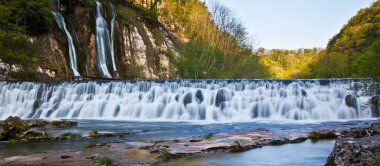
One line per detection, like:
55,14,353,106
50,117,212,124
0,1,177,81
371,96,380,117
326,123,380,166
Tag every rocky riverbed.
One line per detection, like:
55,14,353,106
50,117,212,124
1,116,380,165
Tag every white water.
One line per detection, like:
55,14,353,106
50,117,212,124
109,2,118,73
96,1,112,78
0,80,373,121
52,12,81,77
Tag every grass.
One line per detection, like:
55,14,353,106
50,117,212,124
373,154,380,165
98,156,112,166
203,133,214,140
161,149,172,161
82,143,91,149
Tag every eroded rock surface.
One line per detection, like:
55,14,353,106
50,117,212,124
326,123,380,166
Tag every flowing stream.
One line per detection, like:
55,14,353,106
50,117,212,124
0,79,374,121
52,12,81,77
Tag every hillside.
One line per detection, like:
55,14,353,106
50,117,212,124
309,0,380,78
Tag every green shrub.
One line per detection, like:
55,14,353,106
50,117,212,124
61,132,82,139
98,156,112,166
89,129,100,138
203,133,213,140
228,145,250,153
161,149,172,161
373,154,380,166
82,143,91,149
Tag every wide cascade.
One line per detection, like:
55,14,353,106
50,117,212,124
95,1,112,78
0,80,373,121
52,11,81,77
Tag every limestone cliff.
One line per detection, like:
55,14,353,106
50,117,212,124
0,0,178,81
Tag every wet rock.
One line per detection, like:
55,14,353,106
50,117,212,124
326,123,380,166
370,96,380,117
88,129,128,138
308,130,338,141
146,129,308,159
326,136,380,166
341,126,380,138
12,130,51,143
59,132,82,140
25,119,78,128
0,116,28,140
183,93,192,106
60,155,73,160
215,89,229,107
49,120,78,128
195,90,204,103
345,95,358,109
301,89,307,97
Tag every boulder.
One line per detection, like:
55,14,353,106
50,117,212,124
0,116,29,140
370,96,380,117
345,95,358,109
326,123,380,166
326,136,380,166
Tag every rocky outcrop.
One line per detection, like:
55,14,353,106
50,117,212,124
326,123,380,166
0,116,78,141
24,119,78,128
371,96,380,117
0,116,28,140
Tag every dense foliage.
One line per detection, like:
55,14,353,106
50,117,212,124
0,0,52,79
158,0,268,78
0,0,52,35
259,48,322,78
309,1,380,78
171,40,268,79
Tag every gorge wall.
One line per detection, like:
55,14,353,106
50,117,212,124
0,0,177,81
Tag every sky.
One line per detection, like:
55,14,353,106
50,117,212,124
206,0,374,49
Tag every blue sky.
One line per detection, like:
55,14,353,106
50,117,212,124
206,0,374,49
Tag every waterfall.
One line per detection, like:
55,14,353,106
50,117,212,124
52,12,81,77
95,1,112,78
0,79,374,121
109,2,118,73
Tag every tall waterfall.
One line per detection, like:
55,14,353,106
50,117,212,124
52,12,81,77
95,1,112,78
109,2,118,73
0,80,374,121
